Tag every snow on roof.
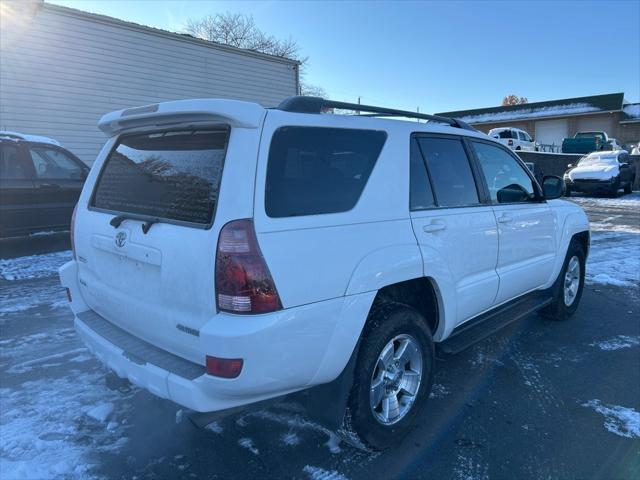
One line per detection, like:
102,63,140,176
457,103,600,124
623,104,640,118
0,131,62,146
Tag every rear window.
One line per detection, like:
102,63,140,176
92,128,229,226
265,127,387,217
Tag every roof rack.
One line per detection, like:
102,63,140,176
276,96,476,131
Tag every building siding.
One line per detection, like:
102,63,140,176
0,3,298,164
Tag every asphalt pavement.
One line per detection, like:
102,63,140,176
0,196,638,480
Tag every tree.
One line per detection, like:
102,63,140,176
185,12,322,96
502,94,528,106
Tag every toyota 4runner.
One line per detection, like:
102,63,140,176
59,96,590,449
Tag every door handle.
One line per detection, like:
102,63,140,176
39,183,60,188
423,221,447,233
497,214,513,223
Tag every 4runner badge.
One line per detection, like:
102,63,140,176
115,231,127,248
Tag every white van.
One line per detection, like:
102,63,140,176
488,127,537,151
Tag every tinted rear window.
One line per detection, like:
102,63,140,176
265,127,387,217
92,129,229,225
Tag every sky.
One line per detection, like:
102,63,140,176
48,0,640,113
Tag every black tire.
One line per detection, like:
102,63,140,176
540,241,585,321
624,182,632,194
565,186,571,197
346,302,434,450
608,177,621,197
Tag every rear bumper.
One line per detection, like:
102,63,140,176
59,260,375,413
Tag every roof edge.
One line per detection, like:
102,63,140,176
42,2,300,66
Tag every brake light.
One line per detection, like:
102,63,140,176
508,139,513,146
215,219,282,314
70,204,78,259
206,355,243,378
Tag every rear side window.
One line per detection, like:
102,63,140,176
28,146,84,180
92,128,229,226
0,144,28,179
416,137,479,207
497,130,514,139
410,138,435,210
265,127,387,217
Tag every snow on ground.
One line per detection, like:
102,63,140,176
303,465,349,480
0,251,72,281
586,231,640,287
590,335,640,351
582,400,640,439
568,193,640,287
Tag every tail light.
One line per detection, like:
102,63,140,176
215,219,282,314
508,139,513,146
70,203,78,259
206,355,243,378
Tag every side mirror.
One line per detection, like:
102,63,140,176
542,175,565,200
496,183,532,203
567,163,574,169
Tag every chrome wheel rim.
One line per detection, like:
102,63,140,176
370,334,423,426
564,256,581,307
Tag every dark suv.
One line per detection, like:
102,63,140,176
0,132,89,238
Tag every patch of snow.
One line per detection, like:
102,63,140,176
623,103,640,118
586,231,640,287
7,348,87,374
458,103,600,125
590,335,640,351
0,251,72,281
429,383,450,399
205,421,223,434
582,400,640,438
87,402,115,423
251,410,342,454
0,371,132,479
238,437,259,455
303,465,348,480
29,230,64,237
281,432,300,446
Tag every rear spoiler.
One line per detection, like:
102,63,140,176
98,99,266,136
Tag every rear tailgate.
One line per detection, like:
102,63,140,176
73,101,265,364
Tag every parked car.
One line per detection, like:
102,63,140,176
0,132,89,238
488,127,537,151
60,96,589,450
562,131,611,154
622,141,640,155
564,150,635,197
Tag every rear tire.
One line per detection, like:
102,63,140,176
565,187,571,197
540,241,585,321
624,183,632,194
346,302,434,450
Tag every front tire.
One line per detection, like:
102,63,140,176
540,241,585,321
347,303,434,450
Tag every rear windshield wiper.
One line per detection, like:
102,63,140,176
110,214,161,234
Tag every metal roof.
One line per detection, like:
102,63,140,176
436,93,625,125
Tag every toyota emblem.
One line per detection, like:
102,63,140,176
115,231,127,248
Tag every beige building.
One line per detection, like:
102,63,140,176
437,93,640,151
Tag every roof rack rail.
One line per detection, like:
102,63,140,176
276,96,476,131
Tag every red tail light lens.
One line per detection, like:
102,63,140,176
206,355,243,378
508,139,513,146
215,219,282,314
70,203,78,259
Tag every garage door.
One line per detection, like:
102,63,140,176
535,119,569,151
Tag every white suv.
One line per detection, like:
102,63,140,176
488,127,537,151
60,97,589,449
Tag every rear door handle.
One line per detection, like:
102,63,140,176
39,183,60,189
423,221,447,233
497,214,513,224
